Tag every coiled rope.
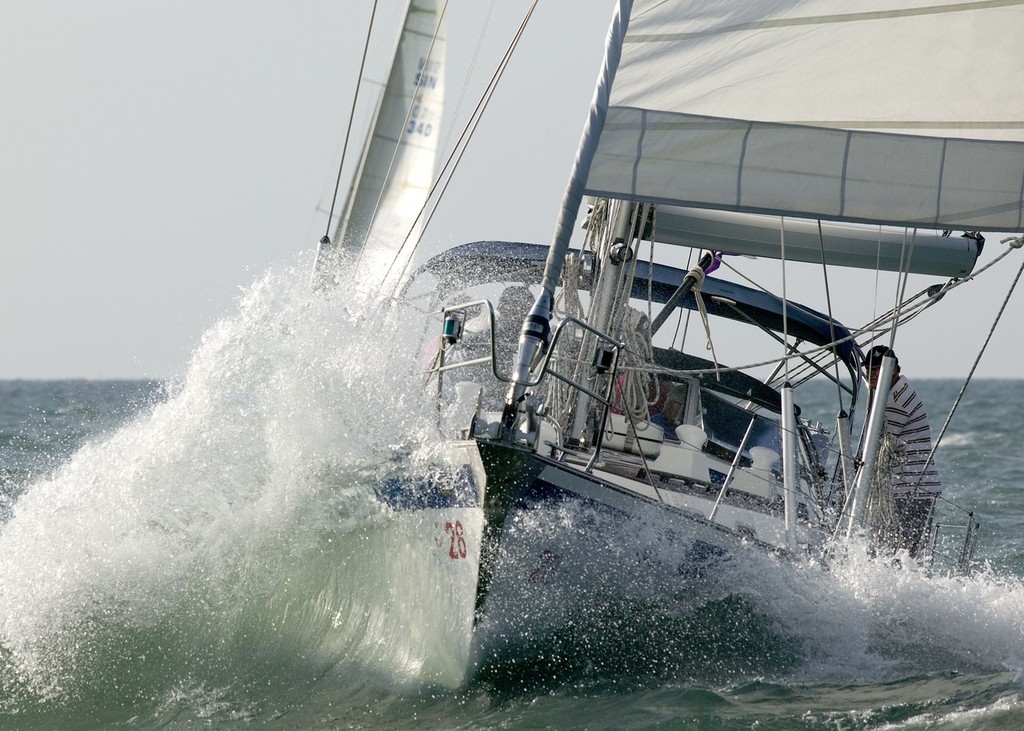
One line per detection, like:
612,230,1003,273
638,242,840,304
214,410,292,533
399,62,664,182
618,307,656,421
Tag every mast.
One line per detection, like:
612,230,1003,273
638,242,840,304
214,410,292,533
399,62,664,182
504,0,633,419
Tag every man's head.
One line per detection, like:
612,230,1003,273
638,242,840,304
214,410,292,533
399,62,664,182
663,384,689,426
498,285,533,317
865,345,900,388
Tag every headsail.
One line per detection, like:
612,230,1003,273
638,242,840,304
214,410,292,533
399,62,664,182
544,0,1024,298
314,0,446,292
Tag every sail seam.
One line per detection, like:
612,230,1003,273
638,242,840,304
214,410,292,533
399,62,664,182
936,139,949,226
370,131,437,152
632,109,647,196
737,121,753,208
839,131,852,219
1018,164,1024,229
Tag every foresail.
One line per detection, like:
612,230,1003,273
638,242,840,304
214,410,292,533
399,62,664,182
584,0,1024,233
315,0,445,291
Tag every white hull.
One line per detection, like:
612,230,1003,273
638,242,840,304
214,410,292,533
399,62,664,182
366,441,487,687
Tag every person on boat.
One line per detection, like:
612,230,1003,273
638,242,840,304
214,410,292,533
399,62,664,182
650,383,689,441
864,344,942,558
495,285,534,375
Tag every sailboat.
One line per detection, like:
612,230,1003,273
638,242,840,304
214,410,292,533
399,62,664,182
380,0,1024,680
313,0,446,294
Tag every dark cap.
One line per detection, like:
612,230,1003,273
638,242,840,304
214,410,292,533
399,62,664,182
864,345,898,370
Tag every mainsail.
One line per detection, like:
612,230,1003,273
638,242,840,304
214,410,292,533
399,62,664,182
314,0,446,292
543,0,1024,297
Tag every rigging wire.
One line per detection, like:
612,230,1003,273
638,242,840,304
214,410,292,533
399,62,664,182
670,248,695,350
322,0,380,244
390,0,540,289
851,231,1024,347
780,217,790,383
886,228,919,350
714,235,1021,378
871,226,883,333
604,229,1020,389
815,220,846,409
439,0,498,157
923,252,1024,511
646,219,655,325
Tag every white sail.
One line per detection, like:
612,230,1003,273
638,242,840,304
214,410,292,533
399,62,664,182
586,0,1024,233
541,0,1024,299
315,0,445,291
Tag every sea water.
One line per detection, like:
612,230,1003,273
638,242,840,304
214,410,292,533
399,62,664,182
2,267,1024,729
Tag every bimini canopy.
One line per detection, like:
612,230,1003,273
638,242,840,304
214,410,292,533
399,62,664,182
418,241,860,373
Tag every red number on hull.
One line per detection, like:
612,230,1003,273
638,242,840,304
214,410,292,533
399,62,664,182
444,520,467,559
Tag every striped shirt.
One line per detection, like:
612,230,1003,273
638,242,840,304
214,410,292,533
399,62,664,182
884,375,942,494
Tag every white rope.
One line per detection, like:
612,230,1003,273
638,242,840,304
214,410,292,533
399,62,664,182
548,198,607,428
688,264,722,380
618,308,656,420
554,252,584,322
866,434,899,531
548,251,586,426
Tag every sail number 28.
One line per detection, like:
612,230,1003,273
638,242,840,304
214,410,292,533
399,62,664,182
444,520,467,559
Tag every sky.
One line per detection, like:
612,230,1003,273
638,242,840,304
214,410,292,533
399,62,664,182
3,1,1023,380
